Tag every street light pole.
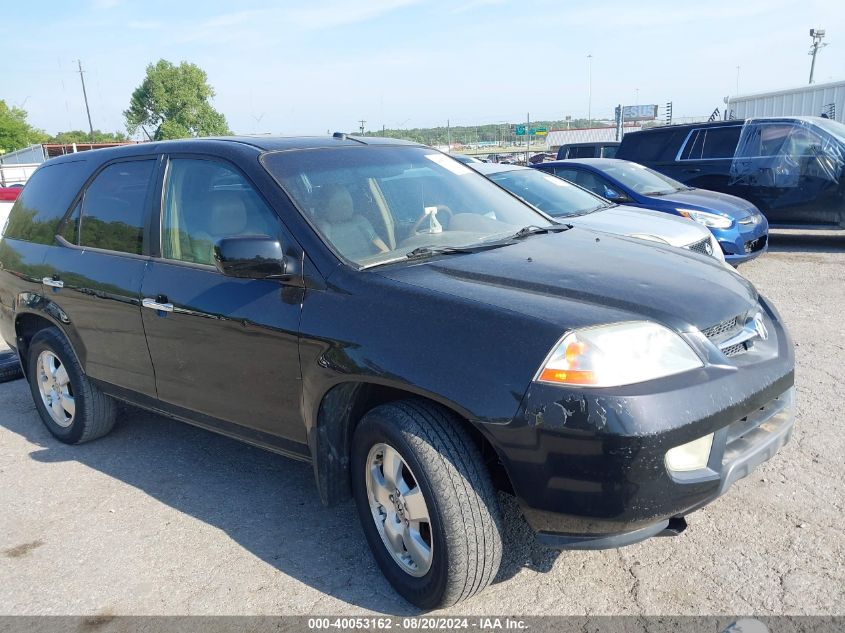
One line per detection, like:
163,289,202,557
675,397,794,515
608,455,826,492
808,28,827,84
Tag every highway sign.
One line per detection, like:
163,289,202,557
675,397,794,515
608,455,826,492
515,125,526,136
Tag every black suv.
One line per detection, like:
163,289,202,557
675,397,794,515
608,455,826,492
617,117,845,227
0,136,794,608
556,141,620,160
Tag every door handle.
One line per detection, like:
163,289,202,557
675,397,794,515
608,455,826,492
683,168,702,173
42,277,64,289
142,297,174,313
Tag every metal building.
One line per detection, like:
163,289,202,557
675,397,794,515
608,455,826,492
727,79,844,124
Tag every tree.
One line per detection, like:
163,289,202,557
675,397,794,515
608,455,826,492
124,60,231,140
49,130,129,144
0,100,49,153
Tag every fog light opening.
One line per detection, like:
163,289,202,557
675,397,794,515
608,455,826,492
665,433,714,473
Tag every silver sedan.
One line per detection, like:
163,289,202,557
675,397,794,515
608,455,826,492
472,162,725,263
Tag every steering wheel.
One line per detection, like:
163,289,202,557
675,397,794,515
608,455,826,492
410,205,454,233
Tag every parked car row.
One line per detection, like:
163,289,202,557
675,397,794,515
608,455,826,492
533,158,769,265
618,116,845,228
0,135,794,609
471,162,725,263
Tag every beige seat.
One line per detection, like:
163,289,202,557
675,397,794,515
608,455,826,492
189,191,250,266
314,184,381,260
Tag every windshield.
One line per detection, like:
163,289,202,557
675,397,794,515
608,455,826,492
602,162,687,195
487,169,611,217
262,146,552,267
814,117,845,145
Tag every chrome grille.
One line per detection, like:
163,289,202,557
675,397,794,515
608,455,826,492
702,315,740,340
721,342,747,357
686,237,712,256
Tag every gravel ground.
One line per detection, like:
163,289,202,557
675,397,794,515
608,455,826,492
0,230,843,617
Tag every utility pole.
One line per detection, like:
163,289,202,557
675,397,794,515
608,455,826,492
76,60,94,141
526,112,530,163
736,65,741,95
587,54,593,127
358,119,366,135
808,28,827,84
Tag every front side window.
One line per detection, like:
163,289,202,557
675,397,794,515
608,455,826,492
162,158,280,266
262,146,552,267
79,160,155,254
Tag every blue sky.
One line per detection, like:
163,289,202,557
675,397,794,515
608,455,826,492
2,0,844,136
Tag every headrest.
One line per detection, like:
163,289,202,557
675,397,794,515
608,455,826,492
316,185,355,224
209,190,248,236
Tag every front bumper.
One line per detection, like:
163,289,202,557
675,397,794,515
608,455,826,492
484,299,794,549
718,218,769,265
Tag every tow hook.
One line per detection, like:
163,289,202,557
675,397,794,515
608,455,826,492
657,516,687,537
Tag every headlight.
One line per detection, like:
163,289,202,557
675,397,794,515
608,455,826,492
629,233,669,245
665,433,714,472
536,321,703,387
677,208,733,229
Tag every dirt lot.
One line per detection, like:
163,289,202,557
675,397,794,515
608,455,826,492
0,230,843,617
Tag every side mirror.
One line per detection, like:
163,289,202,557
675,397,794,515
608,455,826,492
603,187,629,203
213,236,287,279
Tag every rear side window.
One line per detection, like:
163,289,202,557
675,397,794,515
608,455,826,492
601,145,618,158
680,126,742,160
77,160,155,255
3,161,89,244
569,146,597,159
618,129,678,162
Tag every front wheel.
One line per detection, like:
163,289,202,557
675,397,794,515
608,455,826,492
351,400,503,609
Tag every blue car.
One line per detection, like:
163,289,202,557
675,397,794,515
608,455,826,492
533,158,769,265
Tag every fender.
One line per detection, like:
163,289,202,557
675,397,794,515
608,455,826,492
13,292,88,376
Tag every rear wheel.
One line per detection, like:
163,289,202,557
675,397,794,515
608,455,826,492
351,399,503,609
26,327,116,444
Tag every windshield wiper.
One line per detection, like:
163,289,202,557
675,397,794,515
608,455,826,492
511,224,573,239
643,190,671,196
405,243,507,260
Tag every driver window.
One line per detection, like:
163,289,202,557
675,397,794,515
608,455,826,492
162,158,280,266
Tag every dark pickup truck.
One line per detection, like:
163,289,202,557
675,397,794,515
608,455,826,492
0,136,794,608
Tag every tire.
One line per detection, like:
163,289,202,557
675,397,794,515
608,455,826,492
0,350,23,383
351,399,503,609
26,327,116,444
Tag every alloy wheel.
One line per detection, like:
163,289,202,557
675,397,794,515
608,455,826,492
365,442,433,577
36,351,75,428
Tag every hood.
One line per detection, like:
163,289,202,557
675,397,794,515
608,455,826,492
378,228,757,335
657,189,757,218
569,205,710,248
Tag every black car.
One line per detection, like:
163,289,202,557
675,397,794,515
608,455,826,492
0,136,794,609
617,116,845,227
556,141,620,160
